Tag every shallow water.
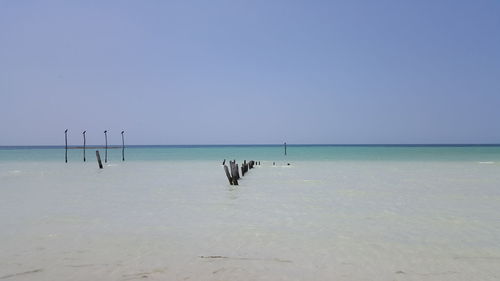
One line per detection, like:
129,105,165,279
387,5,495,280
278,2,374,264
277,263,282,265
1,146,500,280
2,144,500,162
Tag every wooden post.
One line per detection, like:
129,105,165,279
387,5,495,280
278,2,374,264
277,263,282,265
83,130,86,162
229,161,239,185
223,165,232,185
284,142,287,156
242,160,247,176
96,150,103,169
230,161,235,178
121,130,125,161
64,129,68,163
224,159,263,184
104,130,108,163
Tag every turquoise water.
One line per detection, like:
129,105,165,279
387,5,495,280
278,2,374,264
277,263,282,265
1,145,500,280
1,145,500,162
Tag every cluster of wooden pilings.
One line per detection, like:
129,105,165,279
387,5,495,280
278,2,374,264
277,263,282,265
223,159,260,185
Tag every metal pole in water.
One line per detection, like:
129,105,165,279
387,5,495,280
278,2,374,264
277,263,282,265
83,130,86,162
104,130,108,163
121,130,125,161
65,129,68,163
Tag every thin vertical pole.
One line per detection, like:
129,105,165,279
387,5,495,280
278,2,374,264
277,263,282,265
284,142,287,156
83,131,86,162
104,130,108,163
121,130,125,161
65,129,68,163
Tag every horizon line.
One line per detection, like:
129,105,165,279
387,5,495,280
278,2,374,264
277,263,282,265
1,143,500,147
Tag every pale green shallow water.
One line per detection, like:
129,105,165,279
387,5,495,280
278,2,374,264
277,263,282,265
1,146,500,280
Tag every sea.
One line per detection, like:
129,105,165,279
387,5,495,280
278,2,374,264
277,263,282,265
1,145,499,280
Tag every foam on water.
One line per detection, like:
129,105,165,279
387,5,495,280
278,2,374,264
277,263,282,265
1,146,500,280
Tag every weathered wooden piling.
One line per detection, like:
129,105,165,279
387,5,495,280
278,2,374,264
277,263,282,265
82,130,86,162
104,130,108,163
224,165,233,185
242,160,247,176
222,159,264,185
64,129,68,163
121,130,125,161
231,161,240,183
224,162,239,185
232,172,239,185
223,159,260,185
96,150,103,169
229,161,237,179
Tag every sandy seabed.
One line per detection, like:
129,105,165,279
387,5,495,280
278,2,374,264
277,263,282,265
1,160,500,280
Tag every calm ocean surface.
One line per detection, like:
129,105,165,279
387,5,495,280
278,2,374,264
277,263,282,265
1,145,499,280
1,144,500,162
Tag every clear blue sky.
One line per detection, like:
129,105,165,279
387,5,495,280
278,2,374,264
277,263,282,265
1,0,499,145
